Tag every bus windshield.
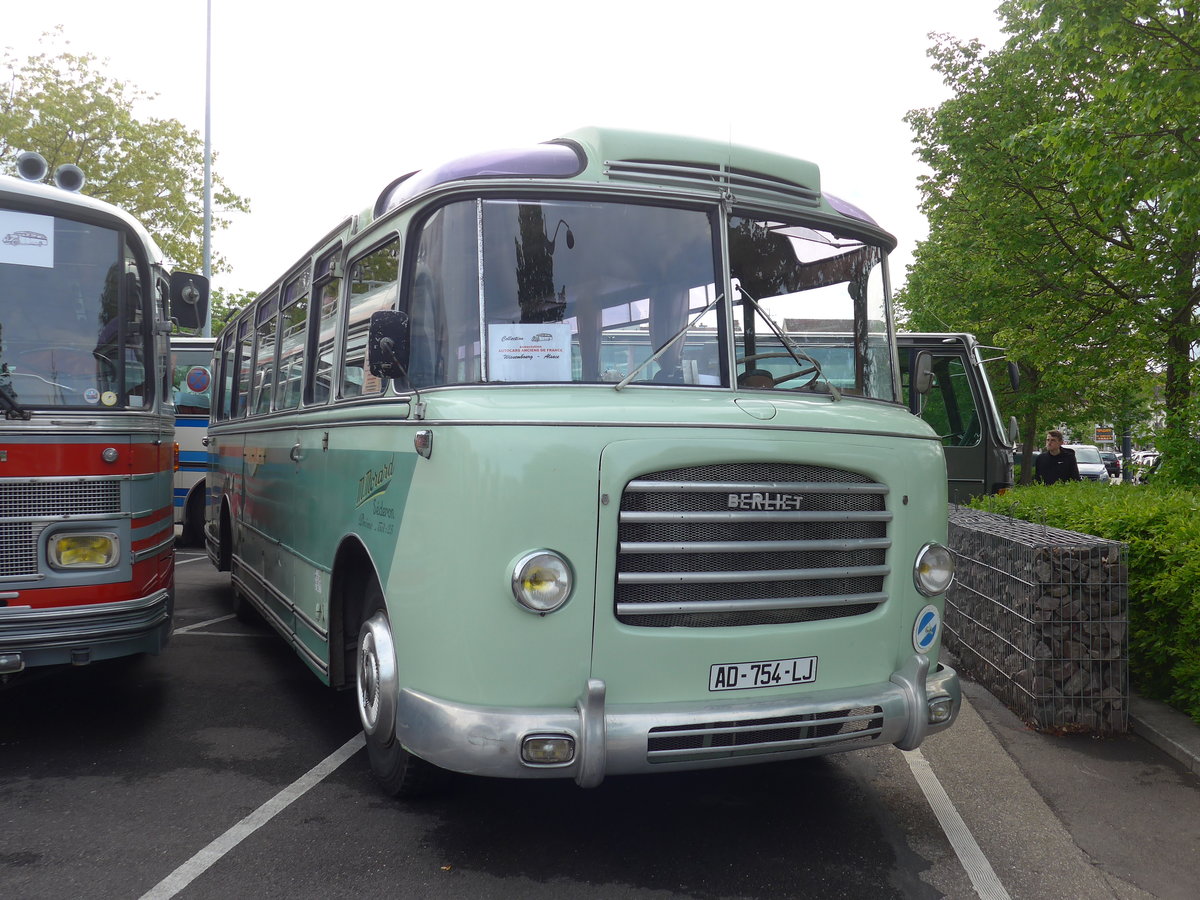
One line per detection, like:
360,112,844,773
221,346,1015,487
0,210,149,409
397,198,894,397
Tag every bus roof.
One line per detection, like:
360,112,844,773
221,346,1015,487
369,127,893,248
0,174,165,263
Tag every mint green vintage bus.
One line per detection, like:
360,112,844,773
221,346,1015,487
205,127,959,796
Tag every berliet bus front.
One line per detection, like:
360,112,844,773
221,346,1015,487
207,127,960,795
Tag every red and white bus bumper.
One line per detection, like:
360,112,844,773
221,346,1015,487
0,589,173,674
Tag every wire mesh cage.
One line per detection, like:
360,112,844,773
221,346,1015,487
945,507,1129,734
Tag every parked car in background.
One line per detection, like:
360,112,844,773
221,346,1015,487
1064,444,1111,482
1132,451,1161,483
1099,449,1121,479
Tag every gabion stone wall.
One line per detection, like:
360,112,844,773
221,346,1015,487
945,507,1129,734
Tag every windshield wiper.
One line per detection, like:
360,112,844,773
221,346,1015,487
735,284,841,401
614,292,724,391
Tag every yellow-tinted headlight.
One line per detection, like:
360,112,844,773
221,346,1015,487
50,534,119,569
511,550,573,614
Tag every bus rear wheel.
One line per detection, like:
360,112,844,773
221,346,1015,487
356,582,443,797
180,488,205,547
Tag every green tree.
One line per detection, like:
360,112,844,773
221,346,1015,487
0,29,249,275
209,287,256,337
899,2,1199,481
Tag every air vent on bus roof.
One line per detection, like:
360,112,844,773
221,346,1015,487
603,159,821,210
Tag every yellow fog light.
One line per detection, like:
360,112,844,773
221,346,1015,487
928,696,954,724
511,550,573,614
50,533,119,569
521,735,575,765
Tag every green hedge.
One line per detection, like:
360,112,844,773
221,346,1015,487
970,482,1200,724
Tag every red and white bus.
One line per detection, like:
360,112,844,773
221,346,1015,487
0,155,208,677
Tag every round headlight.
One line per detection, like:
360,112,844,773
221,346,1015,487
914,542,955,597
511,550,574,614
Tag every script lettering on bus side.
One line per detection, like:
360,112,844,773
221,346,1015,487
356,456,396,508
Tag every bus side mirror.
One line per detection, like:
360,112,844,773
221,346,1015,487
912,350,933,395
1007,361,1020,392
368,310,411,378
1008,416,1020,446
170,272,210,330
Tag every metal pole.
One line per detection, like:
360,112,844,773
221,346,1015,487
202,0,213,336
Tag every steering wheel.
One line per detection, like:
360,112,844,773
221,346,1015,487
738,352,822,390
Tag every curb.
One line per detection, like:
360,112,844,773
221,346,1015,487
1130,694,1200,777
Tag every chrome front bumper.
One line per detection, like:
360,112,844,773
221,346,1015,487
0,589,173,673
395,654,960,787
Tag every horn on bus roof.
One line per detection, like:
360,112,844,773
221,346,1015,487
54,164,86,193
16,150,48,183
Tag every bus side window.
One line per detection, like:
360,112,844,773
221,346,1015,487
217,334,234,420
342,238,399,399
252,292,279,415
307,248,342,406
277,269,310,410
235,319,252,418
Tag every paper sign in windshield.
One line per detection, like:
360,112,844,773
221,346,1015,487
1,211,54,268
487,323,572,382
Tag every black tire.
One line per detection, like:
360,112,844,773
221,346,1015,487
357,580,443,797
180,487,205,547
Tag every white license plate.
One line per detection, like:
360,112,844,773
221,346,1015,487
709,656,818,692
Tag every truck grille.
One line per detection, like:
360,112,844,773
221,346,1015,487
615,463,891,627
0,481,122,578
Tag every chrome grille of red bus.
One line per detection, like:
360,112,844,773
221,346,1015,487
615,463,891,627
0,481,122,578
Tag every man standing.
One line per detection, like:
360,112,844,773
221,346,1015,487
1034,430,1081,484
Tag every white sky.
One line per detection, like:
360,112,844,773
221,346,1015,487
4,1,1006,295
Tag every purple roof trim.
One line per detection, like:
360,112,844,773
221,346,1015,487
377,143,583,215
824,191,878,226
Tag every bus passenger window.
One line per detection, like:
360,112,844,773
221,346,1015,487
235,320,252,417
342,239,399,399
277,271,310,410
252,292,278,415
309,257,341,406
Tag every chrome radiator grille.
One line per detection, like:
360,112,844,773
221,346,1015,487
615,463,891,627
647,705,885,763
0,481,122,578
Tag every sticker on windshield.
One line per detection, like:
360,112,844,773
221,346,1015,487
84,388,100,404
1,211,54,268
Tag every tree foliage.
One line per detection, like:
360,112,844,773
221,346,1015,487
898,2,1200,482
0,29,249,275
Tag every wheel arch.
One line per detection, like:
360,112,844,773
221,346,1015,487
329,534,383,689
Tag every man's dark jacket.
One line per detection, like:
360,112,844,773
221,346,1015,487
1035,447,1081,484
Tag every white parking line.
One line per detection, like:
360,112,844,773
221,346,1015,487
173,614,236,634
902,747,1011,900
174,554,208,565
139,732,366,900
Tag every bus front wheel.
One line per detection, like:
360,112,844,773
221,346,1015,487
356,582,442,797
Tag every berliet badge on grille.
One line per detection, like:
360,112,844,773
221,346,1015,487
726,492,805,511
